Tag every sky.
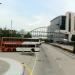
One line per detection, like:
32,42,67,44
0,0,75,31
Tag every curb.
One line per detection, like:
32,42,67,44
0,57,23,75
50,44,73,53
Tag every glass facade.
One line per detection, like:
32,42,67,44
60,16,66,30
51,16,66,30
51,16,61,27
48,12,75,42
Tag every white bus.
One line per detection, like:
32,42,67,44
16,38,41,52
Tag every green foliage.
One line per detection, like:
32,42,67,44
0,28,22,37
24,32,32,38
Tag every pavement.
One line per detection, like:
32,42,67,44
0,43,75,75
0,60,9,75
50,43,73,53
0,51,39,75
32,45,64,75
41,44,75,75
1,57,23,75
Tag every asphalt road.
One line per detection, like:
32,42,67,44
0,52,36,75
32,44,64,75
1,44,75,75
32,44,75,75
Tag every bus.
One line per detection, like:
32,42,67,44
0,37,41,52
16,38,41,52
0,37,23,52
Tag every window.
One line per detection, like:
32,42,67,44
60,16,66,30
74,17,75,30
69,13,71,32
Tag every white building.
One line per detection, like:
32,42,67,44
47,12,75,42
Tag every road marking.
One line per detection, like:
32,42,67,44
30,53,39,75
22,63,32,75
22,53,39,75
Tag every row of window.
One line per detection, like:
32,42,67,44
2,38,39,42
51,16,66,30
2,44,40,47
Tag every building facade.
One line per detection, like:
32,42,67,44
47,12,75,42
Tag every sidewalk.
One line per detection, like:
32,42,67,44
0,60,9,75
0,57,23,75
50,43,73,53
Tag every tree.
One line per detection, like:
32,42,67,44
24,32,32,38
0,28,22,37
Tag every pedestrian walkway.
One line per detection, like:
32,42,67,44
50,43,73,53
0,60,9,75
0,57,23,75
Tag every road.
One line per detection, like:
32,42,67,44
1,44,75,75
0,52,36,75
32,44,75,75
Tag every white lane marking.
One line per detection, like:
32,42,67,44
30,53,39,75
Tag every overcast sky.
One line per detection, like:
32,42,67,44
0,0,75,31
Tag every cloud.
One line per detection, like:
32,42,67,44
0,0,75,31
32,14,50,26
63,0,75,12
12,14,50,31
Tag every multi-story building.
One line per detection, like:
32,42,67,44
47,12,75,42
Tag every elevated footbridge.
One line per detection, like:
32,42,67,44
30,26,48,38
